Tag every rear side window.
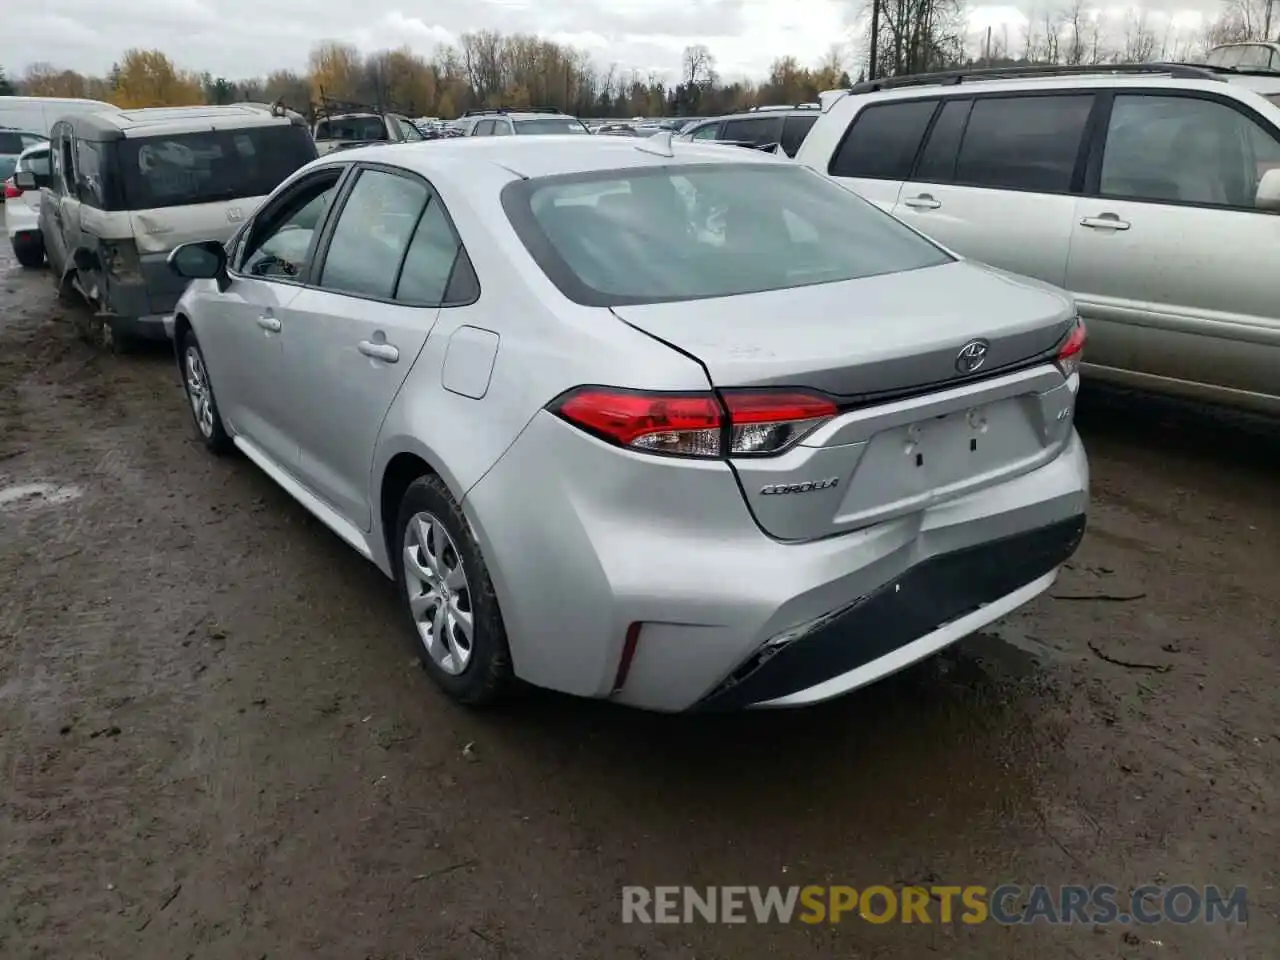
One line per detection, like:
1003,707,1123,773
780,114,818,157
319,169,429,300
828,100,936,180
689,122,722,141
76,140,105,207
395,198,463,305
953,95,1093,194
116,125,317,210
514,118,589,135
721,116,785,146
914,98,971,182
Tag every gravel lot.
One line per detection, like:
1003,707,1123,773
1,217,1276,959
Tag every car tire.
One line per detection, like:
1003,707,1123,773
12,238,44,269
394,474,513,707
178,328,232,454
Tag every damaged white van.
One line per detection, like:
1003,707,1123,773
19,104,317,350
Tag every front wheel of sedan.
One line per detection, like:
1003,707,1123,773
395,474,513,706
179,329,231,455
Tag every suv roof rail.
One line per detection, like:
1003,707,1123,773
461,105,565,117
748,103,819,112
845,61,1220,94
1178,60,1280,77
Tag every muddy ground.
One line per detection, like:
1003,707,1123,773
0,222,1276,960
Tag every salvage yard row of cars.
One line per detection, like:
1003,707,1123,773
1,56,1277,712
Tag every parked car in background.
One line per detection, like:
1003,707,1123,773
1204,41,1280,72
679,105,820,157
20,103,317,351
0,127,47,181
4,141,52,267
797,62,1280,415
461,107,590,136
0,95,120,137
164,134,1088,712
312,111,425,155
594,123,642,137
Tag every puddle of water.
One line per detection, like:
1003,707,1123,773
960,626,1062,679
0,482,84,512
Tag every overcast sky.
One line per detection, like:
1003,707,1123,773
4,0,1223,83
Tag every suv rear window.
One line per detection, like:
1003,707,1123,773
503,163,952,307
514,118,589,135
780,114,818,157
721,115,785,146
315,116,388,141
117,125,317,210
829,100,936,179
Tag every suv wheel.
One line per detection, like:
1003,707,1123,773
179,329,231,454
394,474,513,706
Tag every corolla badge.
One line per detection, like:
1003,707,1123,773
760,477,840,496
955,338,990,374
225,206,245,223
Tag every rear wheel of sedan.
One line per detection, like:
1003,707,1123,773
179,329,231,454
12,237,44,269
394,474,513,706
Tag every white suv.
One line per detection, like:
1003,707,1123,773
797,63,1280,416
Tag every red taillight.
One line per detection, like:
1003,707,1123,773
550,387,837,458
2,178,21,201
1056,318,1087,379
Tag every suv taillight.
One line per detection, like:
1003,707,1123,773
2,178,21,201
1055,318,1087,379
550,387,837,459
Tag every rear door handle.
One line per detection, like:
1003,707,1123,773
1079,214,1130,231
357,340,399,363
902,194,941,210
256,315,281,332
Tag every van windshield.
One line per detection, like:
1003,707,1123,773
117,125,317,210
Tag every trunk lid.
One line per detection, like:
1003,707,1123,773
611,260,1080,541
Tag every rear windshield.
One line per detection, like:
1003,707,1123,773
316,116,388,141
514,118,589,135
118,125,317,210
503,163,952,306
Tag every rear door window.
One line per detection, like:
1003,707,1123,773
953,94,1093,194
689,122,722,141
317,169,429,299
913,98,971,182
780,114,818,157
395,198,463,305
721,116,785,146
828,100,937,179
117,125,317,210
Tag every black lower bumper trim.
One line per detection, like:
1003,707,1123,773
696,514,1086,710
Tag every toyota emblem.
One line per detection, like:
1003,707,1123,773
955,339,990,374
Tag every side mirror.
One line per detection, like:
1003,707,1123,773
753,142,781,155
168,240,229,290
1256,168,1280,211
14,170,37,190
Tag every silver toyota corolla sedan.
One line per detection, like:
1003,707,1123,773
166,134,1090,711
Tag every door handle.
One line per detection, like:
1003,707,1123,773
358,340,399,363
902,194,941,210
1079,214,1130,231
256,315,281,332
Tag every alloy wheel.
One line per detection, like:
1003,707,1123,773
184,346,215,438
402,511,474,675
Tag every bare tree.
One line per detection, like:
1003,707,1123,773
1122,8,1159,62
1063,0,1087,64
682,44,715,89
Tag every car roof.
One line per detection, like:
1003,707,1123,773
67,104,304,140
332,133,784,180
